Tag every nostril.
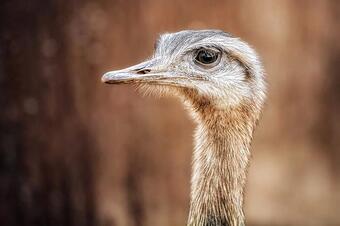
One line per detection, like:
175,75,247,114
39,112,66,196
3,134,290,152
136,69,151,74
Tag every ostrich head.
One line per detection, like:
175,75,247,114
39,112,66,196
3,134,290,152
102,30,267,226
102,30,266,116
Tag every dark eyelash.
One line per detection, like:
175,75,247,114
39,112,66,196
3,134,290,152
183,45,223,55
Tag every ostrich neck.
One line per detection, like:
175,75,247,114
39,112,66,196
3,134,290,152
187,103,256,226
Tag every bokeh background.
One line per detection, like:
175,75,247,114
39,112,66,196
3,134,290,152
1,0,339,226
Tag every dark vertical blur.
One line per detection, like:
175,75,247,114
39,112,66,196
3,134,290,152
0,0,339,226
312,0,340,176
0,1,97,226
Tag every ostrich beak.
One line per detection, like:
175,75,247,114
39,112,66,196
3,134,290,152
102,58,177,85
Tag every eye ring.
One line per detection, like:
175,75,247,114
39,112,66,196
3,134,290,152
194,49,220,66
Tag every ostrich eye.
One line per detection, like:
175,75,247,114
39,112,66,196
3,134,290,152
195,49,219,65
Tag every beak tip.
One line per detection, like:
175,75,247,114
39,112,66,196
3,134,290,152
101,76,107,83
101,73,111,83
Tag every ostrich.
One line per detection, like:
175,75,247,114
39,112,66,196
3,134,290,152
102,30,266,226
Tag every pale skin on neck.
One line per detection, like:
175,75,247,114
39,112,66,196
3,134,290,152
184,93,259,226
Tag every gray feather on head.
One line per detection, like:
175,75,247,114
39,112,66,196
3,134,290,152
103,29,266,111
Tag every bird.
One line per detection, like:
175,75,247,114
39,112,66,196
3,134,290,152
102,30,267,226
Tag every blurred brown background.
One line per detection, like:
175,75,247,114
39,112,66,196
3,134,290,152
1,0,339,226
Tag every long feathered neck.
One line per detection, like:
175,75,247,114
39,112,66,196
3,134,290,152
185,95,259,226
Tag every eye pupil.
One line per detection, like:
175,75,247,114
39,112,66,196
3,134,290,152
195,49,218,65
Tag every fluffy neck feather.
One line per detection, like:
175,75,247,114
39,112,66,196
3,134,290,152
185,94,259,226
